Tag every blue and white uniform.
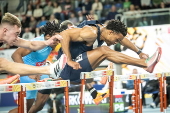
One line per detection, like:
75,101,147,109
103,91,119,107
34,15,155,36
20,35,52,99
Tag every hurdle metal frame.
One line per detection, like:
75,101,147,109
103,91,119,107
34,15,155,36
0,80,70,113
79,71,170,113
80,70,114,113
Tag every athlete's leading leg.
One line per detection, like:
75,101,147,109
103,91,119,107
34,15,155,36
85,46,161,105
87,46,147,70
87,46,161,72
0,58,50,76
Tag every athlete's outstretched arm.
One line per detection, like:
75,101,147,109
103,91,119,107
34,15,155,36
12,47,32,63
14,34,62,51
120,37,149,59
0,58,50,76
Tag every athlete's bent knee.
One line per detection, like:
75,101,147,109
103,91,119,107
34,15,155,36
98,46,113,54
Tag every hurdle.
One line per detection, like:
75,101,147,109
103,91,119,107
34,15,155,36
0,80,70,113
79,70,170,113
80,69,114,113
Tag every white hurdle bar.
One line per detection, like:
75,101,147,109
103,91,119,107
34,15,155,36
0,80,70,113
80,69,114,113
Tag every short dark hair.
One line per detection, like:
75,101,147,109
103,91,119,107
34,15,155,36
60,20,73,31
40,21,61,36
106,19,127,36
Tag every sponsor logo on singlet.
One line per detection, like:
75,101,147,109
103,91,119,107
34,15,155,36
36,60,46,66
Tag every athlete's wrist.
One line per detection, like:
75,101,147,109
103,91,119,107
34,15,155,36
136,49,142,55
44,40,50,46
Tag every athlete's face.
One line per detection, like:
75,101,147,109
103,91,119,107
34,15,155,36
45,33,60,48
2,25,21,46
104,31,124,46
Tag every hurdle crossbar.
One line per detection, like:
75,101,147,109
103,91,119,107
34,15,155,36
0,80,70,113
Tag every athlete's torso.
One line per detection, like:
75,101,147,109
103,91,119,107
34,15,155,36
22,35,52,66
58,23,103,59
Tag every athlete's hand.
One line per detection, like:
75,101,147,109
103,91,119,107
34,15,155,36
28,75,41,81
67,60,82,70
139,52,149,59
45,34,63,46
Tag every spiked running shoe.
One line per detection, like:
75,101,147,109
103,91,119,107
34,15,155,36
93,90,109,105
145,47,162,73
50,54,67,79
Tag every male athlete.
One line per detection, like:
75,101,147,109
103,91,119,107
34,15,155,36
9,21,62,113
51,19,162,105
0,13,63,76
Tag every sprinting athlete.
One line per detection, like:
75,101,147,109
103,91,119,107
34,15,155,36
0,13,64,77
51,19,161,105
9,21,62,113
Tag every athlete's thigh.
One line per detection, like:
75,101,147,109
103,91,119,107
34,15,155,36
86,47,105,69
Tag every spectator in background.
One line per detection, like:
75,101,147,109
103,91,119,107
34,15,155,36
131,0,141,9
16,0,29,11
35,28,41,37
25,4,33,18
89,10,98,20
22,28,34,40
21,15,30,37
82,0,92,15
29,16,37,33
163,0,170,7
36,16,47,28
125,4,143,27
123,0,131,11
139,17,149,26
152,0,162,8
33,5,43,21
69,13,78,25
49,14,58,22
77,11,86,23
43,1,53,19
106,5,118,20
52,2,63,20
62,7,72,20
64,0,72,10
39,0,47,8
140,0,151,9
92,0,103,20
21,15,30,29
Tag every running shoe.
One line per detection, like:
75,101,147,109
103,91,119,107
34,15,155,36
145,47,162,73
93,90,109,105
50,54,67,79
150,102,156,109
